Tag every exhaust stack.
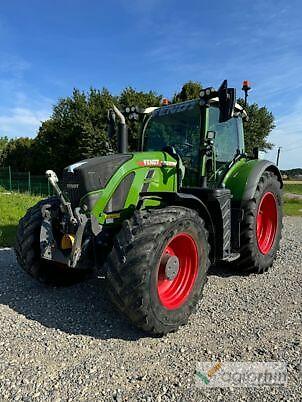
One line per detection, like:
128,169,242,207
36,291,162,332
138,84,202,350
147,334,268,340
112,104,128,153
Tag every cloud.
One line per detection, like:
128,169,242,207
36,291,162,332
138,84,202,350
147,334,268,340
139,2,302,169
0,53,31,85
0,57,30,74
0,51,52,138
263,97,302,169
0,107,50,138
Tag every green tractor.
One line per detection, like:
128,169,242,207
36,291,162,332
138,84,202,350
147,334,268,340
15,80,283,335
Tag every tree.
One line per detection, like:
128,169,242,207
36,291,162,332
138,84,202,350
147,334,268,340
34,88,117,173
172,81,202,103
4,137,34,171
237,98,275,154
32,87,162,173
75,88,116,160
0,136,9,166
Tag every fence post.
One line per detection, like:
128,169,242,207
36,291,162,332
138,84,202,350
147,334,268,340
8,166,12,191
28,171,31,193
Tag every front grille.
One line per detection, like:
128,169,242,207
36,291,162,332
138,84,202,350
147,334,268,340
61,171,81,208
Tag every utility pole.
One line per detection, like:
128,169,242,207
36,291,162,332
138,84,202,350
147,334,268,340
242,80,251,106
276,147,281,166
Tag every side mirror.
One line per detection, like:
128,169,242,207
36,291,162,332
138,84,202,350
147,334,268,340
218,80,236,123
253,147,259,159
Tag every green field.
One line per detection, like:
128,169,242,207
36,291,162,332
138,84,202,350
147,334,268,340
283,183,302,195
0,190,43,247
283,199,302,216
283,183,302,216
0,185,301,247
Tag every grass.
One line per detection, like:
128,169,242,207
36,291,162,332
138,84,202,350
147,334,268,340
283,182,302,216
0,191,43,247
283,183,302,195
0,181,301,247
283,198,302,216
283,200,302,216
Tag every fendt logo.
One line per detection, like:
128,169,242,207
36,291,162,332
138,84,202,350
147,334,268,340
138,159,162,167
137,160,177,167
66,183,79,189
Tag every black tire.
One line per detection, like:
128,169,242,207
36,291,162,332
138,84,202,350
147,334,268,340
15,197,90,286
104,206,210,335
235,171,282,273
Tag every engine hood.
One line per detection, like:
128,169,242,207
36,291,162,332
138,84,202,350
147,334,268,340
61,153,133,208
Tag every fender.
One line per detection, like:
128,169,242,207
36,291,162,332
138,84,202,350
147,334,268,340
223,158,283,204
140,191,216,262
242,160,283,202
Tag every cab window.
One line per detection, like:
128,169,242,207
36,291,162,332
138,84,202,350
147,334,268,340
208,106,240,163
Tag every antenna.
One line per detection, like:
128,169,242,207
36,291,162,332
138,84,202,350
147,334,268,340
276,147,282,166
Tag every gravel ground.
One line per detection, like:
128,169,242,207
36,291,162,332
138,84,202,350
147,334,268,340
0,217,301,401
284,192,302,200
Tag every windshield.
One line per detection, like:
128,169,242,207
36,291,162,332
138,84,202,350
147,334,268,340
143,101,201,185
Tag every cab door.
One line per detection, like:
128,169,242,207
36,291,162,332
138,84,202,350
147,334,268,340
207,106,244,185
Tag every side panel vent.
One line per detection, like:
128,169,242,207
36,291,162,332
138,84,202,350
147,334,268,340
105,173,135,213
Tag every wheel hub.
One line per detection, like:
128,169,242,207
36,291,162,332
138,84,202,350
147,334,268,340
162,254,180,280
256,192,278,255
157,233,199,310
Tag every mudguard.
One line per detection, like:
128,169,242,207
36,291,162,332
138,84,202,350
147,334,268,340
223,159,283,204
242,160,283,202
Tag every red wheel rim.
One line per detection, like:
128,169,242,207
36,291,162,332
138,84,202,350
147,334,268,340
256,192,278,254
157,233,198,310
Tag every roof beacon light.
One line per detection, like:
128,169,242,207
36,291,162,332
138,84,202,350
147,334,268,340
242,80,251,91
242,80,251,106
162,98,170,106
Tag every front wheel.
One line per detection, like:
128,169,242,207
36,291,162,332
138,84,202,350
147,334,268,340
235,171,283,273
105,206,210,335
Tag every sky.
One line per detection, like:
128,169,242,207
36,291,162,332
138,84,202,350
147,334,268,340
0,0,302,169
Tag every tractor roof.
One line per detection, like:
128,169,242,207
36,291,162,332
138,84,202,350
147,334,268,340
143,98,247,119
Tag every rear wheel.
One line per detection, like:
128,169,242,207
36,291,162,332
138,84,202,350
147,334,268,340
105,206,210,335
235,171,282,273
15,197,90,285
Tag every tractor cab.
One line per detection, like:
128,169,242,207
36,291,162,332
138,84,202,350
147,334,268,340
141,96,247,188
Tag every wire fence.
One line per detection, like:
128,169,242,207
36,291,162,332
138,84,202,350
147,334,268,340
0,166,54,196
